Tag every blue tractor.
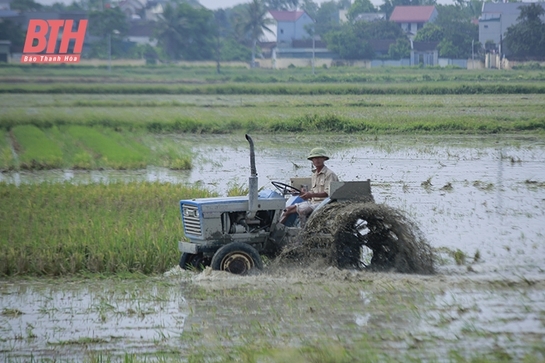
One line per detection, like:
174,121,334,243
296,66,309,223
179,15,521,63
178,135,434,275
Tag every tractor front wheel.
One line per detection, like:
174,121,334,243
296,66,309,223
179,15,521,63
211,242,263,275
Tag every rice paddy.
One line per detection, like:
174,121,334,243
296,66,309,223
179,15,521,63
1,93,544,135
1,65,545,362
0,181,214,276
0,125,192,171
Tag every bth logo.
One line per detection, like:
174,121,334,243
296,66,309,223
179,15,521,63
22,19,88,64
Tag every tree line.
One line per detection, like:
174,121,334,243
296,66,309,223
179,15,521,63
1,0,544,64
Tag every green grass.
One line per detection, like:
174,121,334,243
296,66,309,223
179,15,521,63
1,126,193,170
2,81,545,95
11,125,63,169
67,126,148,169
0,129,15,170
0,65,544,171
1,63,545,84
0,181,215,276
1,94,544,138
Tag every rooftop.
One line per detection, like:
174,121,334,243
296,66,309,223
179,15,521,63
390,6,436,23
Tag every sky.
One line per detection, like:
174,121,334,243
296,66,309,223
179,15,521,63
33,0,453,10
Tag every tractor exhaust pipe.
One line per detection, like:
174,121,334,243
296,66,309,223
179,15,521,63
245,134,258,219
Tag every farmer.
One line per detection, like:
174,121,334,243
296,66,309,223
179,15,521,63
279,147,339,225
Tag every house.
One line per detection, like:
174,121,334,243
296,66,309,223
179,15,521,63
119,0,146,19
267,10,314,47
389,5,438,40
0,40,10,62
127,19,156,46
0,0,20,23
479,2,545,51
354,13,386,22
411,41,439,66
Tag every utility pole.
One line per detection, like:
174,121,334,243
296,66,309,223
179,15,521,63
108,32,111,72
472,39,474,68
312,33,315,75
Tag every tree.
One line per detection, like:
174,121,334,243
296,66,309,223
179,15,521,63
347,0,377,23
504,3,545,59
155,2,216,61
413,22,443,42
0,19,25,52
325,24,375,59
88,7,129,59
242,0,274,67
314,1,341,38
388,38,410,59
10,0,43,11
324,20,406,60
301,0,319,19
264,0,299,10
434,4,478,58
88,7,129,38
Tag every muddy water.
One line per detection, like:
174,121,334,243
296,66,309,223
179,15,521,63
1,134,545,361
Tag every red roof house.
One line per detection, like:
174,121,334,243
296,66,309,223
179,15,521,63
389,6,438,39
268,10,314,45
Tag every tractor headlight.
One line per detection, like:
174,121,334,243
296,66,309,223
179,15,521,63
184,209,198,218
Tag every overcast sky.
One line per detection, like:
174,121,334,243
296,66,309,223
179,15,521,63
34,0,453,10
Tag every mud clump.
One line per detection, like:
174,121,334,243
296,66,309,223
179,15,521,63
277,202,435,275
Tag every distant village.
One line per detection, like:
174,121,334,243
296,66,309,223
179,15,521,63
1,0,544,69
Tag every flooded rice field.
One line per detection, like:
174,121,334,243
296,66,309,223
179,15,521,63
1,134,545,361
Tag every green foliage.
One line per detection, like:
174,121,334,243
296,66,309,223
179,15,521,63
325,25,374,60
347,0,377,22
504,3,545,59
388,38,410,60
12,125,63,169
243,0,275,67
0,182,215,276
0,19,25,50
325,20,406,60
88,7,129,38
155,2,216,61
219,38,252,62
314,1,342,38
0,130,14,171
414,23,444,42
10,0,43,11
434,5,478,59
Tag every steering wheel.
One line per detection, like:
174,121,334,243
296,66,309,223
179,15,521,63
271,181,301,196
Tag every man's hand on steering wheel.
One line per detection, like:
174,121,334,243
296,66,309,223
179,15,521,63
271,181,301,196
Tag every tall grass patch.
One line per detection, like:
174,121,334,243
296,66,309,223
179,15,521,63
0,181,215,276
67,126,148,169
2,125,194,171
0,130,15,170
11,125,63,169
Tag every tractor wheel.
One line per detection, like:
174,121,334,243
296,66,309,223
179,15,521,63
179,253,211,271
211,242,263,275
300,202,434,274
